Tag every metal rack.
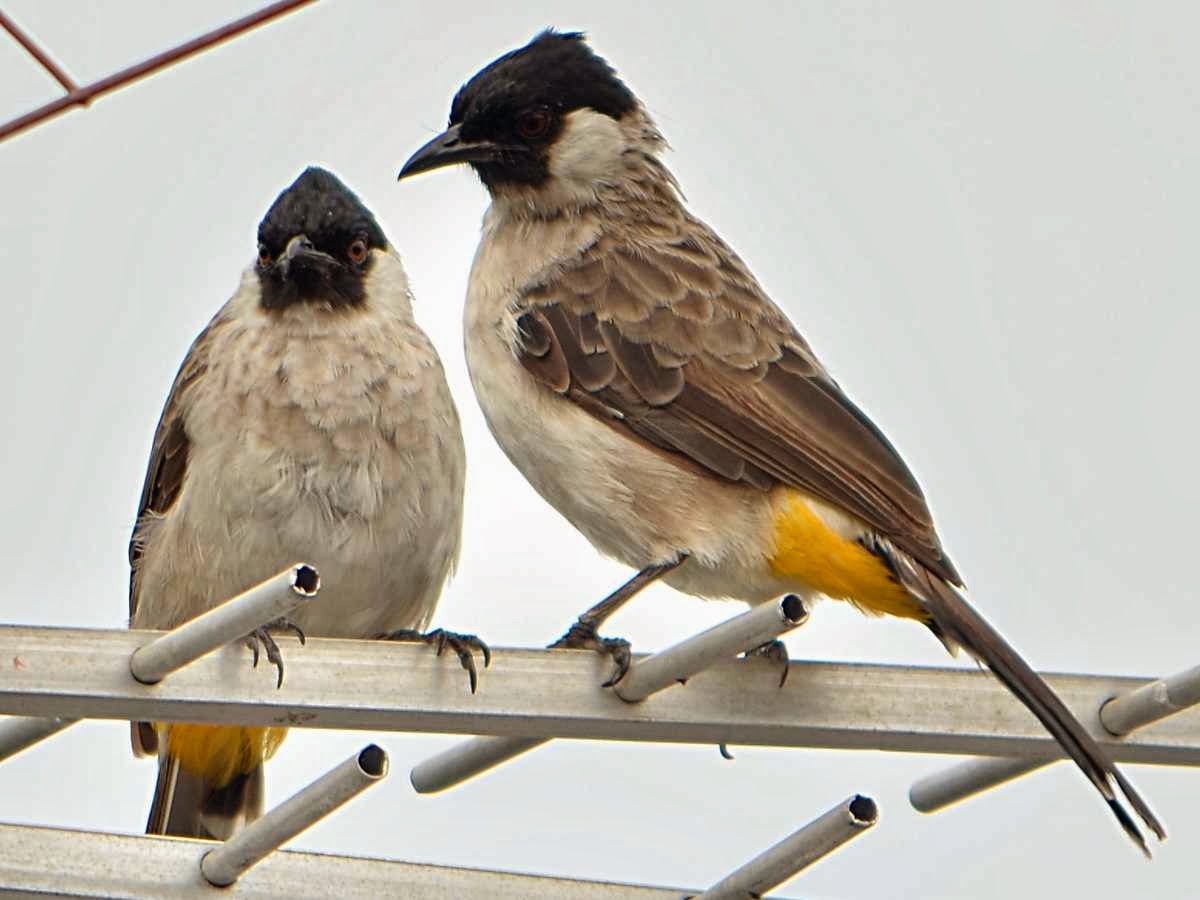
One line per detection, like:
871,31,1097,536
1,566,893,897
2,565,1197,896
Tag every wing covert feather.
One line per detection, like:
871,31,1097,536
514,218,960,584
128,314,226,620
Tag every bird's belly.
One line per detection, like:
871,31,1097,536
466,330,793,603
134,419,457,637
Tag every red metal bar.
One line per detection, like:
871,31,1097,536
0,0,316,143
0,9,78,92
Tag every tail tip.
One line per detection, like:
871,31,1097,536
1109,799,1155,860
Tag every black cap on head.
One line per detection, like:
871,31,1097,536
398,31,638,190
255,167,388,311
257,167,387,259
450,30,635,130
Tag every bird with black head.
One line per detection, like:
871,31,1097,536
131,167,483,840
397,30,1164,856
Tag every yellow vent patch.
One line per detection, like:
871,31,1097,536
768,491,927,621
159,723,288,788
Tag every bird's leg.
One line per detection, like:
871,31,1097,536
551,554,689,687
244,618,307,689
379,628,491,694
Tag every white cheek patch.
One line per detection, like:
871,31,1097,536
547,108,627,186
363,248,413,309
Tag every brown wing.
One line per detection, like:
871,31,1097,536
515,223,961,585
127,314,227,758
128,314,225,622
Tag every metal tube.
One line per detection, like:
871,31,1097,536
411,736,547,794
411,597,809,793
129,564,319,685
1101,664,1200,736
0,715,76,763
909,755,1053,813
200,744,388,887
910,662,1200,814
615,594,808,703
698,794,878,899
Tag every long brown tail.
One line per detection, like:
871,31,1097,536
888,548,1166,855
146,753,265,840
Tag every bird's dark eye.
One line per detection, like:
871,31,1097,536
257,245,272,267
347,237,368,265
517,108,552,140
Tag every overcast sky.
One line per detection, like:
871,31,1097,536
1,2,1197,897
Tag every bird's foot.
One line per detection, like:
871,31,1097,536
380,628,491,694
550,620,633,688
722,640,793,757
744,638,790,688
244,618,306,689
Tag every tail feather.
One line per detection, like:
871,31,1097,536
146,753,180,835
147,753,265,840
888,548,1166,853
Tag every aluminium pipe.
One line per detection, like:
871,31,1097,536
200,744,388,887
0,715,77,763
910,662,1200,813
697,794,878,899
615,594,808,703
129,564,319,685
411,595,809,794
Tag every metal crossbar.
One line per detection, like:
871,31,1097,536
0,795,875,897
0,821,688,898
2,624,1197,763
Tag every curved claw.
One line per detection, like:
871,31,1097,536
450,640,479,694
599,638,633,688
380,627,491,694
431,630,449,657
245,635,261,669
262,632,285,690
242,619,304,689
744,638,790,688
550,622,633,688
243,628,285,688
719,743,736,761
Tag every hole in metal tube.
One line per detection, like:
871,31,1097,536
848,794,878,825
781,593,807,624
358,744,388,778
292,565,320,596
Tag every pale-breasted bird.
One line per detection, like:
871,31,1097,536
129,167,481,839
396,31,1164,852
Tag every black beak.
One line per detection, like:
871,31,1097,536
397,123,509,180
278,234,338,279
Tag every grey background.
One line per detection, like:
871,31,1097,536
1,2,1196,896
